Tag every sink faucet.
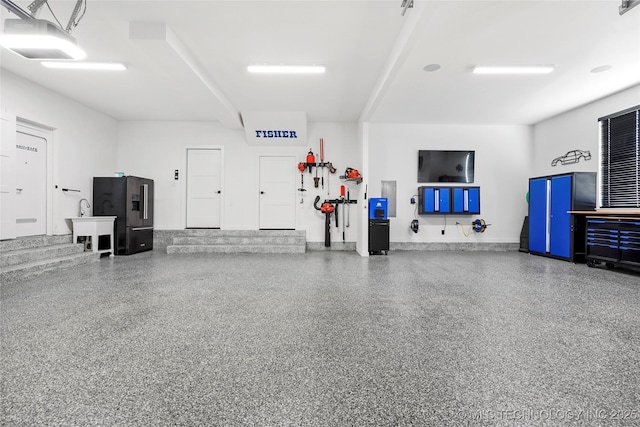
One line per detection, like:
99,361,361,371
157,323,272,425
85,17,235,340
79,198,91,217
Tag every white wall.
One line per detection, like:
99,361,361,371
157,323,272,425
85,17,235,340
7,66,633,244
0,70,118,235
116,121,359,242
532,84,640,178
367,123,533,243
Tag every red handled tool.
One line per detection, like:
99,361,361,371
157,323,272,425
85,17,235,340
306,149,315,173
341,185,346,242
320,138,325,189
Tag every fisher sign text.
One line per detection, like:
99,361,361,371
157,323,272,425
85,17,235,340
254,130,298,138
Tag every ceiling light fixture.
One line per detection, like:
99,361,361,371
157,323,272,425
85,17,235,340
472,65,555,75
41,61,126,70
0,19,86,60
247,65,325,74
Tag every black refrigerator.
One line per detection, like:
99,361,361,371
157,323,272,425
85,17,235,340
93,176,154,255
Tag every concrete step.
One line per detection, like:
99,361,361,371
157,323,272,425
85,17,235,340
167,244,305,254
0,251,99,285
0,234,73,252
172,235,305,246
1,243,86,268
165,229,306,254
181,229,305,237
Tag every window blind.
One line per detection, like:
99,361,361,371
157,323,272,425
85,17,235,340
600,105,640,208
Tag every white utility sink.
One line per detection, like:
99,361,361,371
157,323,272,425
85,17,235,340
68,216,116,256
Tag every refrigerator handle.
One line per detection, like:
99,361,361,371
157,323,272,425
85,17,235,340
142,184,149,220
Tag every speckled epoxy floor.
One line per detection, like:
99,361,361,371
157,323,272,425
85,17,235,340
1,251,639,426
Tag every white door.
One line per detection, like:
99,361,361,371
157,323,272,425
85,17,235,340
259,156,296,229
186,148,222,228
15,129,47,236
0,113,17,240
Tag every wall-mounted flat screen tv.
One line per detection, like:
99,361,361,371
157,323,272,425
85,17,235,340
418,150,475,183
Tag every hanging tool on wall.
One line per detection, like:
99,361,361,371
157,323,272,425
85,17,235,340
341,185,346,242
314,191,358,247
343,168,362,180
306,149,315,173
456,218,491,236
297,162,306,203
346,189,351,228
314,195,335,247
472,218,490,233
314,161,320,188
319,138,325,189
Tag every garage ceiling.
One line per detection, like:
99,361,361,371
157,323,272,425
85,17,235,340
1,0,639,128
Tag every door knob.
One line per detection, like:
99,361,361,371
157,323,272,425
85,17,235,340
217,190,221,194
260,191,265,194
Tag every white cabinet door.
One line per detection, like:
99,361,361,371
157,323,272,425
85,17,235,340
186,148,222,228
259,156,296,230
0,113,17,240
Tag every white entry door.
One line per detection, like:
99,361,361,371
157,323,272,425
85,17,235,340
15,129,48,236
259,156,296,230
0,113,17,240
186,148,222,228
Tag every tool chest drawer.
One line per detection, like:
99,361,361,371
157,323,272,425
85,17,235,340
619,222,640,265
586,217,640,269
586,220,619,260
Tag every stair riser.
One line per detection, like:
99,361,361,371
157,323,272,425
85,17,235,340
1,245,85,268
0,235,73,252
0,253,99,285
173,237,305,246
167,245,305,254
183,230,305,238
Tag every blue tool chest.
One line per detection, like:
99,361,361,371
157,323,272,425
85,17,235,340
586,217,640,269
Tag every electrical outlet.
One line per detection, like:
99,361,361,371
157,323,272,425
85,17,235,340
441,229,445,235
410,197,416,204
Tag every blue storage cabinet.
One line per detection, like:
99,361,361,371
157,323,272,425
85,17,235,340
549,175,573,258
452,187,480,214
528,172,596,261
528,177,548,254
419,187,451,214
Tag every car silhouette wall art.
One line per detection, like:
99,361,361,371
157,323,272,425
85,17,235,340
551,149,592,166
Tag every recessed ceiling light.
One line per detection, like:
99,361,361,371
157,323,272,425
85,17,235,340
591,65,613,74
247,65,325,74
41,62,127,70
423,64,441,72
472,65,555,75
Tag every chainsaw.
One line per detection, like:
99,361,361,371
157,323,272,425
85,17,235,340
345,168,361,179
